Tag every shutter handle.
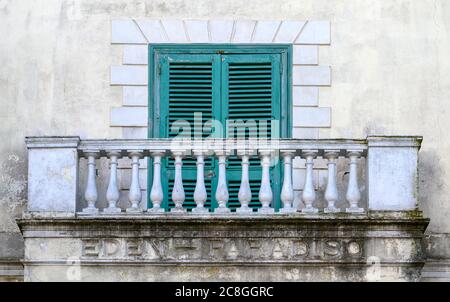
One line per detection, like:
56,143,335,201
206,170,215,179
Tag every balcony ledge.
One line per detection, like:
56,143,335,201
17,212,428,282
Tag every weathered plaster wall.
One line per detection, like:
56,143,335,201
1,0,450,277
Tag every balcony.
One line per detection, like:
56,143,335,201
23,136,423,215
18,136,429,281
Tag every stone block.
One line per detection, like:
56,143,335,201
184,20,209,42
123,86,148,106
293,86,319,106
209,20,234,43
292,127,319,139
123,45,148,65
161,20,188,42
135,20,168,43
293,107,331,127
232,20,256,43
111,20,147,44
274,21,305,43
26,137,80,212
122,127,148,139
111,66,147,86
252,20,280,42
296,21,330,45
293,45,318,65
367,136,422,210
293,66,331,86
110,107,148,127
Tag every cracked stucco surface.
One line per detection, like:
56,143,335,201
1,0,450,262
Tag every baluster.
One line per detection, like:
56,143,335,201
171,151,187,213
301,150,318,213
104,150,122,213
346,150,364,213
82,151,99,214
193,150,209,213
280,150,296,213
236,150,253,214
215,150,230,214
258,150,274,214
126,151,143,213
149,151,165,213
324,150,340,213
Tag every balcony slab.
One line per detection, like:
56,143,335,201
17,212,428,281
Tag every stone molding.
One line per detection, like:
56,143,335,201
367,136,423,148
0,259,24,282
25,136,80,149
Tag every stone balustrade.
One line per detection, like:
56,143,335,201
24,136,422,215
21,136,428,282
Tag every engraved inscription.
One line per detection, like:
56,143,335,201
347,241,362,256
82,240,100,257
103,239,121,257
324,240,341,257
81,238,365,262
127,239,143,257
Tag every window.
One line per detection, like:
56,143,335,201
149,44,292,211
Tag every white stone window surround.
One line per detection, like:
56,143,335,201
109,19,331,209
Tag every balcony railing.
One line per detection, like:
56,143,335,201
24,136,422,215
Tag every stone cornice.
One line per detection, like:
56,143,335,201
25,136,80,149
17,213,429,237
367,136,423,149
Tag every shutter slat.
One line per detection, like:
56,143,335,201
228,75,272,79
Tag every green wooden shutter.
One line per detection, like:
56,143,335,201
155,50,283,212
159,54,220,211
221,54,282,211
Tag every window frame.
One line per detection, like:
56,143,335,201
147,44,293,210
148,44,293,139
